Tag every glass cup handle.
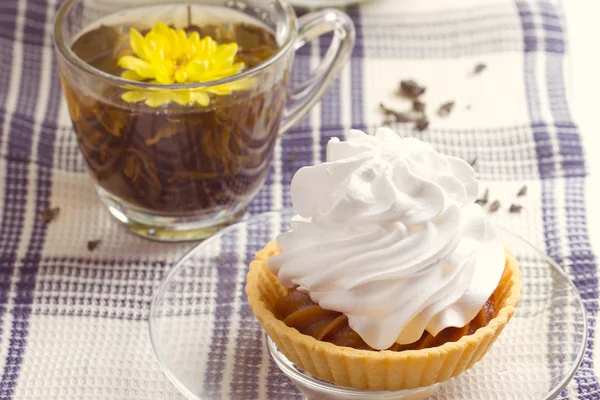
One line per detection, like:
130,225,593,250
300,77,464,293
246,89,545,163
278,8,356,136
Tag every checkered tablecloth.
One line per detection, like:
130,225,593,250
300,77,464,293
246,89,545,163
0,0,596,399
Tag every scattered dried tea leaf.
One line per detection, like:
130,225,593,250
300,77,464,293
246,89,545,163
399,80,426,98
415,118,429,131
379,103,419,123
469,158,477,167
87,239,102,252
438,101,455,117
475,188,489,205
517,185,527,197
412,101,425,113
473,63,486,75
509,204,523,213
40,207,60,224
286,150,299,163
489,200,500,213
214,255,227,264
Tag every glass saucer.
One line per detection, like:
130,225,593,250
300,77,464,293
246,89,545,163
289,0,371,7
149,208,587,400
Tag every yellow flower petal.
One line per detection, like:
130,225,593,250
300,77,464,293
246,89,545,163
215,43,238,64
117,22,247,106
152,22,171,36
199,36,217,55
173,29,187,59
144,91,173,107
153,63,173,84
190,91,210,106
231,61,245,71
174,69,187,83
118,55,155,79
213,64,245,78
188,31,200,45
129,28,149,61
121,70,144,81
172,90,191,106
234,77,257,90
122,91,148,103
205,62,245,80
208,39,218,54
206,78,256,95
206,84,233,95
186,60,210,81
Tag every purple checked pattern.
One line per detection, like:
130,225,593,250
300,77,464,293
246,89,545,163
0,0,595,399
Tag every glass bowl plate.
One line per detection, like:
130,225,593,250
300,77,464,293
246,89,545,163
288,0,371,6
149,208,587,400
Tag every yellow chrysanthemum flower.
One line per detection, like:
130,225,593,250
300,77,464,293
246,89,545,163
118,22,253,107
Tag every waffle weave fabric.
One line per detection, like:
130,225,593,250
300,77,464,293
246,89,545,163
0,0,595,399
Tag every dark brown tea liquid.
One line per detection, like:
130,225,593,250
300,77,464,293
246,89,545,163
63,5,287,215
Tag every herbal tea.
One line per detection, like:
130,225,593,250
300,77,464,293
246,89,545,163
62,4,286,215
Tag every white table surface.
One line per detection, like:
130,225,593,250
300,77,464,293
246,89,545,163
564,1,600,252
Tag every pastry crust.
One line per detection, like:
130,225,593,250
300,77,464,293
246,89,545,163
246,241,523,391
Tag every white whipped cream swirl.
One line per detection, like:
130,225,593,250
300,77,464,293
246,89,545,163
267,128,505,350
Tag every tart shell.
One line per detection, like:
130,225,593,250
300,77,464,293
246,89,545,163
245,241,522,391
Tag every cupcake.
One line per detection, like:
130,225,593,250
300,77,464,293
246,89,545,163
246,128,522,391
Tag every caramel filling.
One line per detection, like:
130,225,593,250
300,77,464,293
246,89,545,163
274,288,497,351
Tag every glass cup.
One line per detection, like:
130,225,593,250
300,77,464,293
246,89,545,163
53,0,355,241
